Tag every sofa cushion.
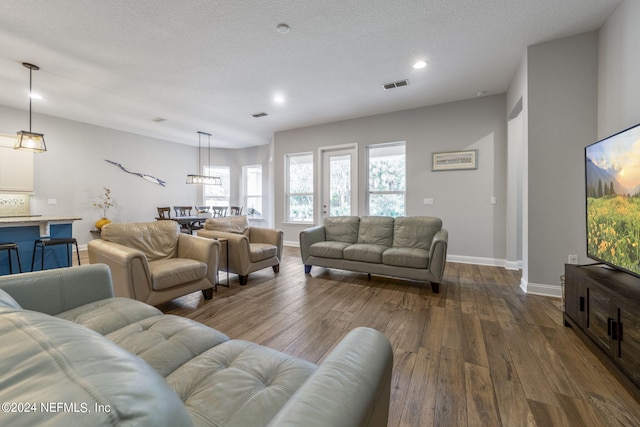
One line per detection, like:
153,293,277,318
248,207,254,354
323,216,360,243
57,297,162,335
249,243,277,262
205,215,250,234
344,243,388,264
357,216,394,247
309,241,351,259
0,288,21,309
0,307,193,427
166,339,316,427
392,216,442,250
106,314,229,378
383,247,430,269
149,258,208,291
101,220,180,261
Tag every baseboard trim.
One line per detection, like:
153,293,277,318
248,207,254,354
521,280,562,298
446,254,511,268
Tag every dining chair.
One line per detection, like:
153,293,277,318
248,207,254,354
173,206,193,217
157,207,171,219
195,206,210,214
228,206,243,216
211,206,228,218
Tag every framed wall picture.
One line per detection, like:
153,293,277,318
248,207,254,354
432,150,478,171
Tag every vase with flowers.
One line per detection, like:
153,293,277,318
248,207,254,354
93,187,114,230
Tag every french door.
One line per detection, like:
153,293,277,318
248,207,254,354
320,146,357,219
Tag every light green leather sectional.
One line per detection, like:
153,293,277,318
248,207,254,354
300,216,448,293
0,264,392,427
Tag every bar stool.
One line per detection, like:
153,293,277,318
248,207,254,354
0,242,23,274
31,237,80,271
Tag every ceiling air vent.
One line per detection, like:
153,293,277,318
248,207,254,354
252,112,268,118
382,79,409,90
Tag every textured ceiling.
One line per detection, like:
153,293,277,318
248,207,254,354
0,0,622,148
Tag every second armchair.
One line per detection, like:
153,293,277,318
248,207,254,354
197,215,283,285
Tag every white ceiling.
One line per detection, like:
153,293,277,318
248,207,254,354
0,0,622,148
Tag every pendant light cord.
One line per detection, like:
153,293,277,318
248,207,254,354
29,67,32,132
198,132,202,174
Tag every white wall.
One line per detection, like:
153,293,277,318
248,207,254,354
273,95,508,265
598,0,640,136
0,104,270,246
526,32,598,293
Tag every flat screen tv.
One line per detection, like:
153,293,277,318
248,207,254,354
586,122,640,278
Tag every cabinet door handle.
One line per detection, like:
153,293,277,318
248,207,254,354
579,296,585,311
608,318,613,337
618,322,623,342
611,321,618,340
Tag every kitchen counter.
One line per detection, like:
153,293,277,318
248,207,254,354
0,215,82,275
0,215,82,234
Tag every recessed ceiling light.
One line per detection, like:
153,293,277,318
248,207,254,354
413,60,427,69
274,94,285,104
277,23,290,34
477,91,487,97
28,92,42,100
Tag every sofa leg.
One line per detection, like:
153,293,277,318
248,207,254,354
239,275,249,286
272,264,280,273
304,265,312,274
367,273,371,280
202,288,214,300
430,283,440,294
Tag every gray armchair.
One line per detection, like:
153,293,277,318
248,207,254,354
88,220,219,305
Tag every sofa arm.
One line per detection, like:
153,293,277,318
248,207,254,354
249,227,284,261
267,327,392,427
88,239,153,302
299,226,326,264
0,264,114,315
177,233,219,285
428,228,448,283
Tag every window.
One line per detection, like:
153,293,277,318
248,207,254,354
286,153,313,222
243,165,262,218
367,142,406,216
203,166,230,207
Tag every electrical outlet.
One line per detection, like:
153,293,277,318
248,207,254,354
47,199,57,205
568,254,578,264
423,198,434,205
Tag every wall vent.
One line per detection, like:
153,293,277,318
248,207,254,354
252,112,268,118
382,79,409,90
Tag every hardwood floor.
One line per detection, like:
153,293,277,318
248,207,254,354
86,247,640,426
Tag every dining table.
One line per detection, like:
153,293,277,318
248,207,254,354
155,215,210,234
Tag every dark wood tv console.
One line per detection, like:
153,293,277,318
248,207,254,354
564,263,640,401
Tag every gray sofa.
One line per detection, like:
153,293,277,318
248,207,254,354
0,264,392,427
300,216,448,293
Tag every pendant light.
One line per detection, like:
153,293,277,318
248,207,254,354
15,62,46,152
186,131,222,185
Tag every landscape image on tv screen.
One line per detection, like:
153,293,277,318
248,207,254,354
586,123,640,277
